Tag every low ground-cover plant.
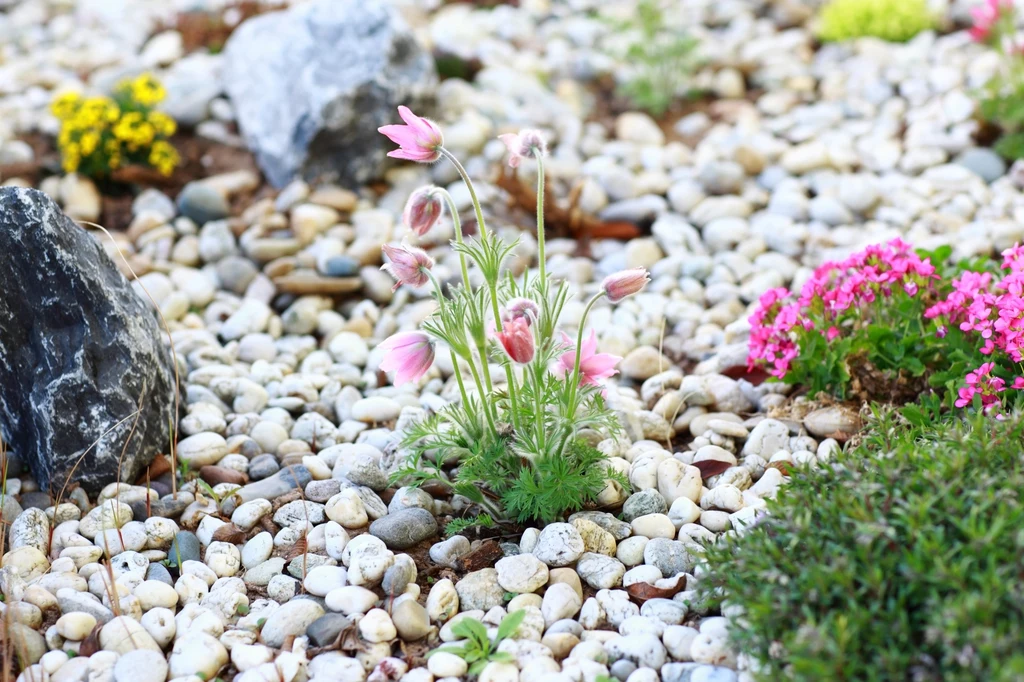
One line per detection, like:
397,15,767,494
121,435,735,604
51,73,179,177
603,0,700,117
377,108,642,523
748,239,1024,413
701,410,1024,681
972,0,1024,159
817,0,935,43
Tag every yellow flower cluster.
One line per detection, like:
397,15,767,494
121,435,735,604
49,72,179,178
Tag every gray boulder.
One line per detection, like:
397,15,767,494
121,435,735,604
223,0,437,187
0,188,176,495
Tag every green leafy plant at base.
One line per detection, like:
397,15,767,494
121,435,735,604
445,513,495,538
700,409,1024,681
817,0,935,43
604,0,700,116
428,609,526,676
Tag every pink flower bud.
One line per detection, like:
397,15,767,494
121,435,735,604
378,332,435,386
495,317,535,364
497,129,547,169
381,242,434,291
502,298,539,325
378,106,444,163
403,187,444,236
601,267,650,302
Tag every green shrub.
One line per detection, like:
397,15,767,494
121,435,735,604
701,410,1024,681
817,0,935,43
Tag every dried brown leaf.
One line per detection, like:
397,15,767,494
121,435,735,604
692,459,733,480
211,524,247,545
626,574,687,604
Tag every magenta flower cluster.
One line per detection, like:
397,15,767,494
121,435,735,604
749,236,1024,413
925,245,1024,410
748,238,937,379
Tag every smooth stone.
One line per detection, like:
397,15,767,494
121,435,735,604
369,507,438,549
306,613,352,647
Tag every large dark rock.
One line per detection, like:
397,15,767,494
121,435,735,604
222,0,437,188
0,188,176,495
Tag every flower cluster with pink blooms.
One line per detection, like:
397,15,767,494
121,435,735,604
374,106,649,512
748,238,938,381
750,236,1024,413
924,245,1024,412
969,0,1016,46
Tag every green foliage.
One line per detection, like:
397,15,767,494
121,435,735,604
700,410,1024,681
428,610,526,676
445,513,495,538
395,413,628,524
605,0,700,116
817,0,935,43
980,77,1024,160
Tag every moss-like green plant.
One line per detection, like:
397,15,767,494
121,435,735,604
700,408,1024,681
817,0,935,43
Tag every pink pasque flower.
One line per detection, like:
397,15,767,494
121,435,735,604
495,317,535,364
502,298,539,325
602,268,650,303
497,129,547,168
378,106,443,162
970,0,1015,43
381,243,434,291
403,187,444,236
555,330,621,387
378,332,435,386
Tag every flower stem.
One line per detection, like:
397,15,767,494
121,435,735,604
566,292,605,419
436,187,472,292
450,349,471,408
535,154,546,285
440,147,489,243
425,269,496,432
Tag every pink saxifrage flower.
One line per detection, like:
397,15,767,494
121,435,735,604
381,243,434,291
498,129,547,168
403,186,444,236
496,317,535,364
555,330,621,387
379,332,435,386
954,361,1006,412
378,106,443,162
602,267,650,303
970,0,1015,43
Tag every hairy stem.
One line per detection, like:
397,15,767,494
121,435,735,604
566,292,605,420
440,147,489,243
535,154,547,285
436,187,472,291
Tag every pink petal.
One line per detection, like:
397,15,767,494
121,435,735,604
387,148,438,162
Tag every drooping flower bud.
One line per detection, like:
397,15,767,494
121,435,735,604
601,267,650,302
502,297,539,325
495,317,535,364
381,242,434,291
497,129,547,168
403,186,444,236
379,332,435,385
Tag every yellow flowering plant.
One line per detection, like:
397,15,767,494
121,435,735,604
50,73,180,178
